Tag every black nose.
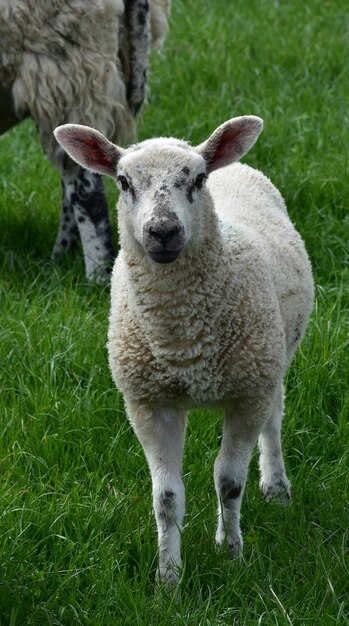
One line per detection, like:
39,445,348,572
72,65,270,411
148,224,181,247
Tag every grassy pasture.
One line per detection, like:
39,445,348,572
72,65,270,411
0,0,348,624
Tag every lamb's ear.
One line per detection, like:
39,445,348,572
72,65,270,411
195,116,263,173
54,124,123,177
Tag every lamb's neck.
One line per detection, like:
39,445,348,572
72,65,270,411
124,222,229,349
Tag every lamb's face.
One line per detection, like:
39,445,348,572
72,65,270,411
116,139,209,263
54,117,264,265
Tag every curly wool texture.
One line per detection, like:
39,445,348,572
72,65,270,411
0,0,170,167
108,155,314,413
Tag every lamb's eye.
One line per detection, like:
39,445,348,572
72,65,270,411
194,173,207,190
117,175,130,192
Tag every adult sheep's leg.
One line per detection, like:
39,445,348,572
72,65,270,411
53,163,115,282
52,175,80,259
214,405,261,557
73,166,115,282
258,383,291,502
127,403,187,588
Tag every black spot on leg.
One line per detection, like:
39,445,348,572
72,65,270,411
71,192,79,207
219,477,242,505
160,490,175,509
158,490,176,526
159,184,170,194
137,9,147,25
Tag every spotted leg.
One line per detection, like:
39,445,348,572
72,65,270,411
52,162,115,283
52,174,80,258
127,403,187,588
258,384,291,502
214,403,262,557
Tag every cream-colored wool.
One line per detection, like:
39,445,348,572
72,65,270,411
108,161,313,409
0,0,170,166
54,117,314,587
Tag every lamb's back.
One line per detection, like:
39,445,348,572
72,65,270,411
208,163,314,361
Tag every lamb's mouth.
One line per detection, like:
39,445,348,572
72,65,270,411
148,249,181,264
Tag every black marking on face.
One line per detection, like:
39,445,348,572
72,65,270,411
159,184,170,193
186,186,194,204
174,176,187,189
174,170,207,203
219,477,242,505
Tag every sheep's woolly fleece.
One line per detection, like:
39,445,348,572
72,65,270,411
0,0,170,166
108,150,314,414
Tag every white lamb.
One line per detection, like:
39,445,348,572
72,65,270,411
54,116,314,587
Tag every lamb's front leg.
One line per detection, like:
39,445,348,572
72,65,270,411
126,403,187,588
214,405,261,557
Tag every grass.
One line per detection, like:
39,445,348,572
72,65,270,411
0,0,348,623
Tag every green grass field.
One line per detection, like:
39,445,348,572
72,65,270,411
0,0,348,624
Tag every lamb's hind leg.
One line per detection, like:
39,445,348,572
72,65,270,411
258,383,291,502
127,403,187,588
214,406,260,557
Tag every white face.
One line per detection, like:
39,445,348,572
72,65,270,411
115,139,208,264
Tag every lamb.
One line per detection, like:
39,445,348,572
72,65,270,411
54,116,314,587
0,0,170,282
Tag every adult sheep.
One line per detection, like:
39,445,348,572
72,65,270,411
54,116,314,587
0,0,170,282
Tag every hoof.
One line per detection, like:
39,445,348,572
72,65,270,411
261,478,291,504
215,532,243,560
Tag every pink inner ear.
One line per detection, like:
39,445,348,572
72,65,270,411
208,127,243,168
83,140,113,169
65,133,117,176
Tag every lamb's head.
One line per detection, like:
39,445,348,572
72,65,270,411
54,116,263,264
